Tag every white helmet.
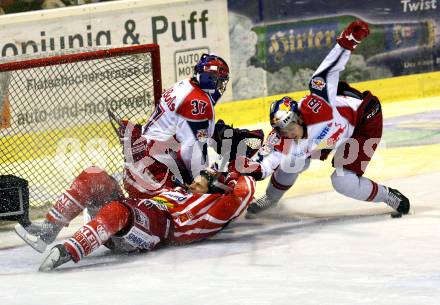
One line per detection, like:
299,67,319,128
269,97,300,129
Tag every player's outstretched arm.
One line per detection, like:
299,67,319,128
309,20,370,104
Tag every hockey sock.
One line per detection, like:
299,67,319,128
266,159,309,203
265,175,294,203
47,191,86,227
365,180,388,203
331,168,387,202
64,201,131,262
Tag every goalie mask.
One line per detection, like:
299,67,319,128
194,54,229,99
269,96,300,129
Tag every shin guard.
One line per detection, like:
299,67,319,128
64,201,130,262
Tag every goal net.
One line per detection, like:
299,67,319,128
0,44,161,213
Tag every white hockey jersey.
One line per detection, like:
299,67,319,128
142,79,216,179
255,44,367,179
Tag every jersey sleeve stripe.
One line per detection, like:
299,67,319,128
171,194,213,217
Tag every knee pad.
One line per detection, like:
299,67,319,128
95,201,131,235
71,167,122,208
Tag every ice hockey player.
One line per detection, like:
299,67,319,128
120,53,230,199
233,20,410,218
16,166,254,271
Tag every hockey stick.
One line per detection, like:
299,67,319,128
107,108,122,138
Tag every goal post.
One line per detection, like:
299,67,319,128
0,44,161,218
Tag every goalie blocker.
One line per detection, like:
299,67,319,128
0,175,31,226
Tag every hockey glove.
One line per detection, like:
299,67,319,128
228,156,263,181
337,20,370,51
212,119,264,162
220,170,241,190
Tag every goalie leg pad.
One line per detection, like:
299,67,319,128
47,192,85,226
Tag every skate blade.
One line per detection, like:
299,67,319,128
14,223,47,253
390,210,414,218
39,247,61,272
244,211,258,219
245,206,278,219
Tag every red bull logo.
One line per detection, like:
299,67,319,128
279,96,293,111
328,124,346,146
279,103,291,112
311,77,326,90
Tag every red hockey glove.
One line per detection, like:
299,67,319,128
337,20,370,51
233,176,251,199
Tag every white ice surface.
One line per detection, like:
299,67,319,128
1,172,439,305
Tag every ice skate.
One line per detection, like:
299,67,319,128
245,195,277,219
385,187,410,215
39,244,72,272
14,220,62,253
